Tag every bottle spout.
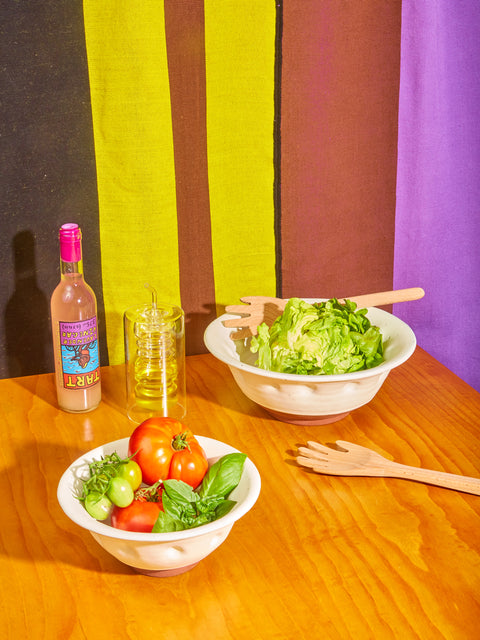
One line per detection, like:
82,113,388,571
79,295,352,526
144,283,157,313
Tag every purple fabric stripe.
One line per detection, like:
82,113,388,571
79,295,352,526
394,1,480,391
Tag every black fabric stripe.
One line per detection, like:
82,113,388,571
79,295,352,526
0,0,107,378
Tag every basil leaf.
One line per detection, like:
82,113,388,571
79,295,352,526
215,499,236,519
196,495,227,514
198,453,247,499
163,479,198,504
152,511,185,533
190,511,218,529
162,490,197,522
150,454,247,532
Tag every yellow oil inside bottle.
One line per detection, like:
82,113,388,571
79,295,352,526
134,325,178,410
133,285,179,414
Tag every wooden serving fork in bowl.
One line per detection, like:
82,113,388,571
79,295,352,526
223,287,425,340
296,441,480,495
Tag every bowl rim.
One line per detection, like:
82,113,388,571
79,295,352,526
204,303,416,382
57,436,261,542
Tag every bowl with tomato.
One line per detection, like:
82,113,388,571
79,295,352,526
57,419,261,577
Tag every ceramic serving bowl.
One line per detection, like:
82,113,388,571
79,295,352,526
57,436,261,577
204,303,416,425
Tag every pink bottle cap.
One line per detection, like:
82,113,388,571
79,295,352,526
59,223,82,262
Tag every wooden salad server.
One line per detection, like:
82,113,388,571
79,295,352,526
296,440,480,496
223,287,425,340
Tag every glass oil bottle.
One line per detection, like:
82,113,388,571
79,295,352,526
124,286,185,423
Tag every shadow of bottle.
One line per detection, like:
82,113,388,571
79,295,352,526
5,230,53,377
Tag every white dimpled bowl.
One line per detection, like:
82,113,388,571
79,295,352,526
204,303,416,425
57,436,261,577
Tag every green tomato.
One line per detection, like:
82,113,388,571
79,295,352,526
84,492,113,520
117,460,142,491
107,476,134,508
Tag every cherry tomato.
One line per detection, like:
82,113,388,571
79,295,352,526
117,459,142,491
84,492,113,520
107,476,134,507
128,417,208,488
111,500,163,532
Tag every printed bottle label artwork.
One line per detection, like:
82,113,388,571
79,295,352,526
58,317,100,390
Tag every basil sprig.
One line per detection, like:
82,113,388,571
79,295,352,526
152,453,247,533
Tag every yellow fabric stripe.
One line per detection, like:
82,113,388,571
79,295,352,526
83,2,179,366
204,1,277,312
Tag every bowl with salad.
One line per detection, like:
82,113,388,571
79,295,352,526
57,417,261,576
204,298,416,425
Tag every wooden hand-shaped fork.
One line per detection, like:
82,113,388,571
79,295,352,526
223,287,424,340
297,440,480,495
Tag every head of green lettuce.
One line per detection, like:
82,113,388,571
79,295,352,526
250,298,384,375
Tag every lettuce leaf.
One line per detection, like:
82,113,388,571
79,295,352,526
250,298,384,375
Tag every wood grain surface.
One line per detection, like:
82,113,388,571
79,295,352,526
0,348,479,639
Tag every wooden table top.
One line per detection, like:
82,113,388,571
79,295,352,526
0,347,479,639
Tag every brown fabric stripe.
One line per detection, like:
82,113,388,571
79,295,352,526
164,0,216,355
280,1,401,300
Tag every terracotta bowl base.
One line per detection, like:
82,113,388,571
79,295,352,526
133,562,199,577
264,408,350,426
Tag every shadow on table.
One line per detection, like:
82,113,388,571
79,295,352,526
9,363,127,417
0,440,132,574
9,371,58,410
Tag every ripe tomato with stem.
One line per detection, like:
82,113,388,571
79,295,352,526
128,417,208,489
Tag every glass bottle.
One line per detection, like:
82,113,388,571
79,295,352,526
50,223,101,412
124,286,186,424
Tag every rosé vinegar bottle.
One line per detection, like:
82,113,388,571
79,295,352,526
50,223,101,412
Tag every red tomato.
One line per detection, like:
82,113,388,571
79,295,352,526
111,500,163,533
168,446,209,488
128,417,208,489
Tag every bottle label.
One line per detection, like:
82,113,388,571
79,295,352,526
58,317,100,390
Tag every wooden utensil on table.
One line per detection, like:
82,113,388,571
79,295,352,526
223,287,425,340
296,440,480,495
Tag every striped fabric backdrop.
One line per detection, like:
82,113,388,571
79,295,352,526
83,0,277,361
1,1,479,391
